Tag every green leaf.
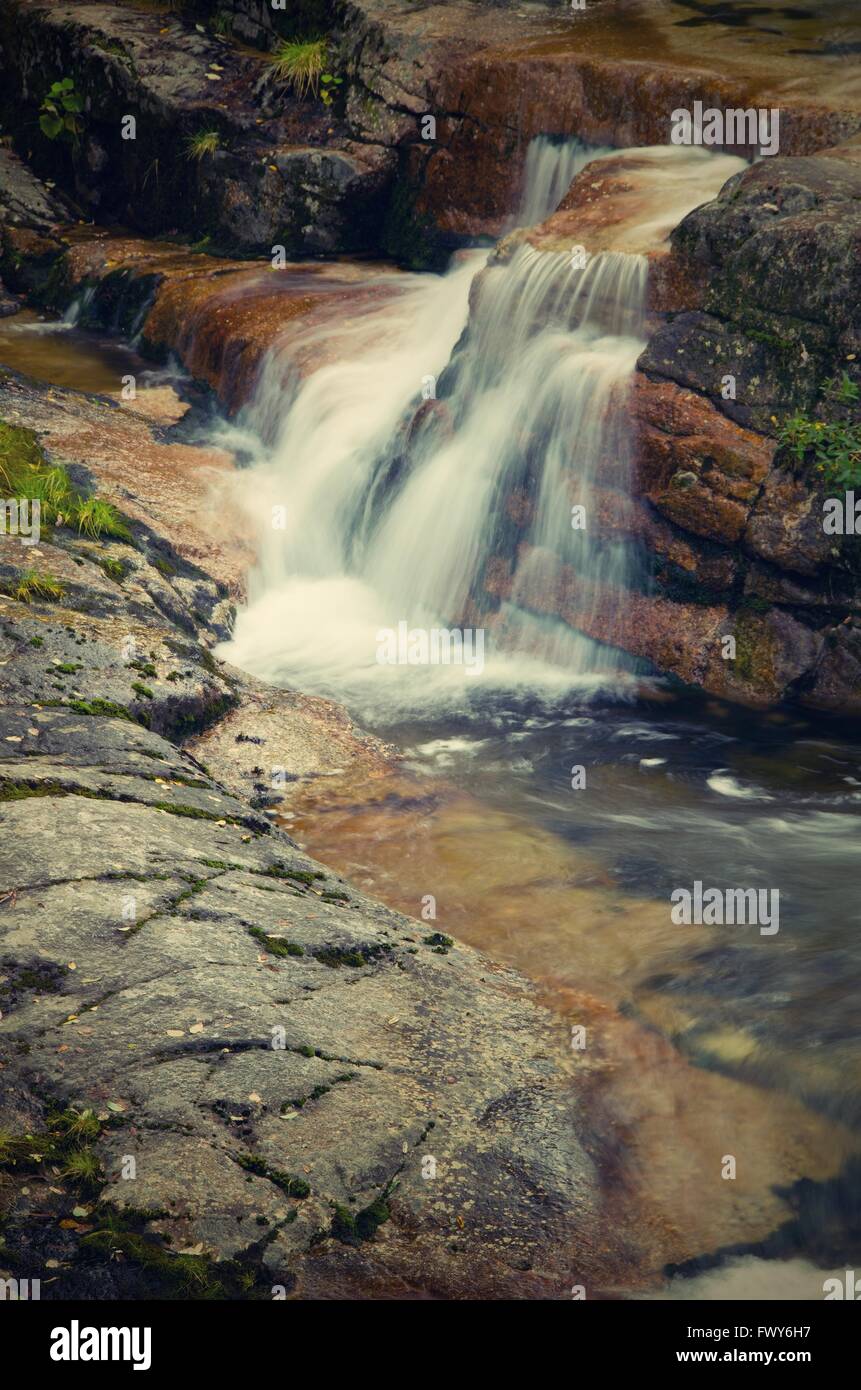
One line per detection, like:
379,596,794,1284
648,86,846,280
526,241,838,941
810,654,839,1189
39,112,63,139
62,92,83,112
60,77,75,91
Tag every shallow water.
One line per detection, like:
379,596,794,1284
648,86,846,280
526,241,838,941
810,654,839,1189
283,686,861,1289
0,308,153,395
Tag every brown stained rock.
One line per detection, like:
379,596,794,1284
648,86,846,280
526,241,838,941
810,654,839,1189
41,233,407,411
633,374,774,543
578,484,739,595
513,546,822,705
410,16,861,246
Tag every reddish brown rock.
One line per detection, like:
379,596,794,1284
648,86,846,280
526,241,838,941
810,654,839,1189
633,374,774,543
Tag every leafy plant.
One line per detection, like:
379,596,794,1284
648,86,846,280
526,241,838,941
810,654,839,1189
39,78,85,143
822,372,861,407
777,374,861,490
320,72,343,107
269,38,327,99
185,129,220,161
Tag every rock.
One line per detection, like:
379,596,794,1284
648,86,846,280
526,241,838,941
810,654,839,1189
0,146,73,233
0,717,624,1297
643,149,861,430
744,465,836,578
0,337,641,1301
633,375,774,544
0,0,392,257
803,617,861,715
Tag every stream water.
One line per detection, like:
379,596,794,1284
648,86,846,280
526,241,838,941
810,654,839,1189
214,140,860,1293
4,139,859,1296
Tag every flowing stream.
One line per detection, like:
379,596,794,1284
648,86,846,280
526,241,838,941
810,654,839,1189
214,139,861,1291
3,137,856,1294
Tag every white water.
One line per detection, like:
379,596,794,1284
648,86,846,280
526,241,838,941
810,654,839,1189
219,141,736,719
515,136,614,227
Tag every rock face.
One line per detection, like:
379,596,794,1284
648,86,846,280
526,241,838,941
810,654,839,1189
627,146,861,710
641,142,861,431
0,0,391,257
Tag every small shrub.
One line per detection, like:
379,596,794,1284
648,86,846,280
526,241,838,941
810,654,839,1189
777,374,861,490
39,77,84,144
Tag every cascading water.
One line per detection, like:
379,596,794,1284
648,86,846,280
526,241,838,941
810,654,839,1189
220,236,647,713
514,136,613,227
218,144,683,714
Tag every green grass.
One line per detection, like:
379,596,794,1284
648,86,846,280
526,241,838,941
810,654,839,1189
74,497,132,542
268,38,327,99
1,570,65,603
0,421,133,541
185,129,221,161
99,556,127,582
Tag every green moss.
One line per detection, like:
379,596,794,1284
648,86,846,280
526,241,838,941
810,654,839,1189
260,865,324,885
423,932,454,949
131,681,154,699
311,943,390,970
732,611,777,688
246,925,304,958
330,1188,392,1246
235,1153,310,1198
58,698,135,721
148,801,243,825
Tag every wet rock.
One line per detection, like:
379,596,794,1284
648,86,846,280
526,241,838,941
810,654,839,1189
633,375,774,544
802,617,861,715
643,149,861,430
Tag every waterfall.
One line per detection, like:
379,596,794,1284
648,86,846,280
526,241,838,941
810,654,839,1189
515,137,613,227
220,231,649,715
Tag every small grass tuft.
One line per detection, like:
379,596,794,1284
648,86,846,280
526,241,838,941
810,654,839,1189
268,38,327,99
185,129,220,161
2,570,65,604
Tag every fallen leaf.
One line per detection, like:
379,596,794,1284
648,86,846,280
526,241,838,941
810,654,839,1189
189,1023,204,1034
